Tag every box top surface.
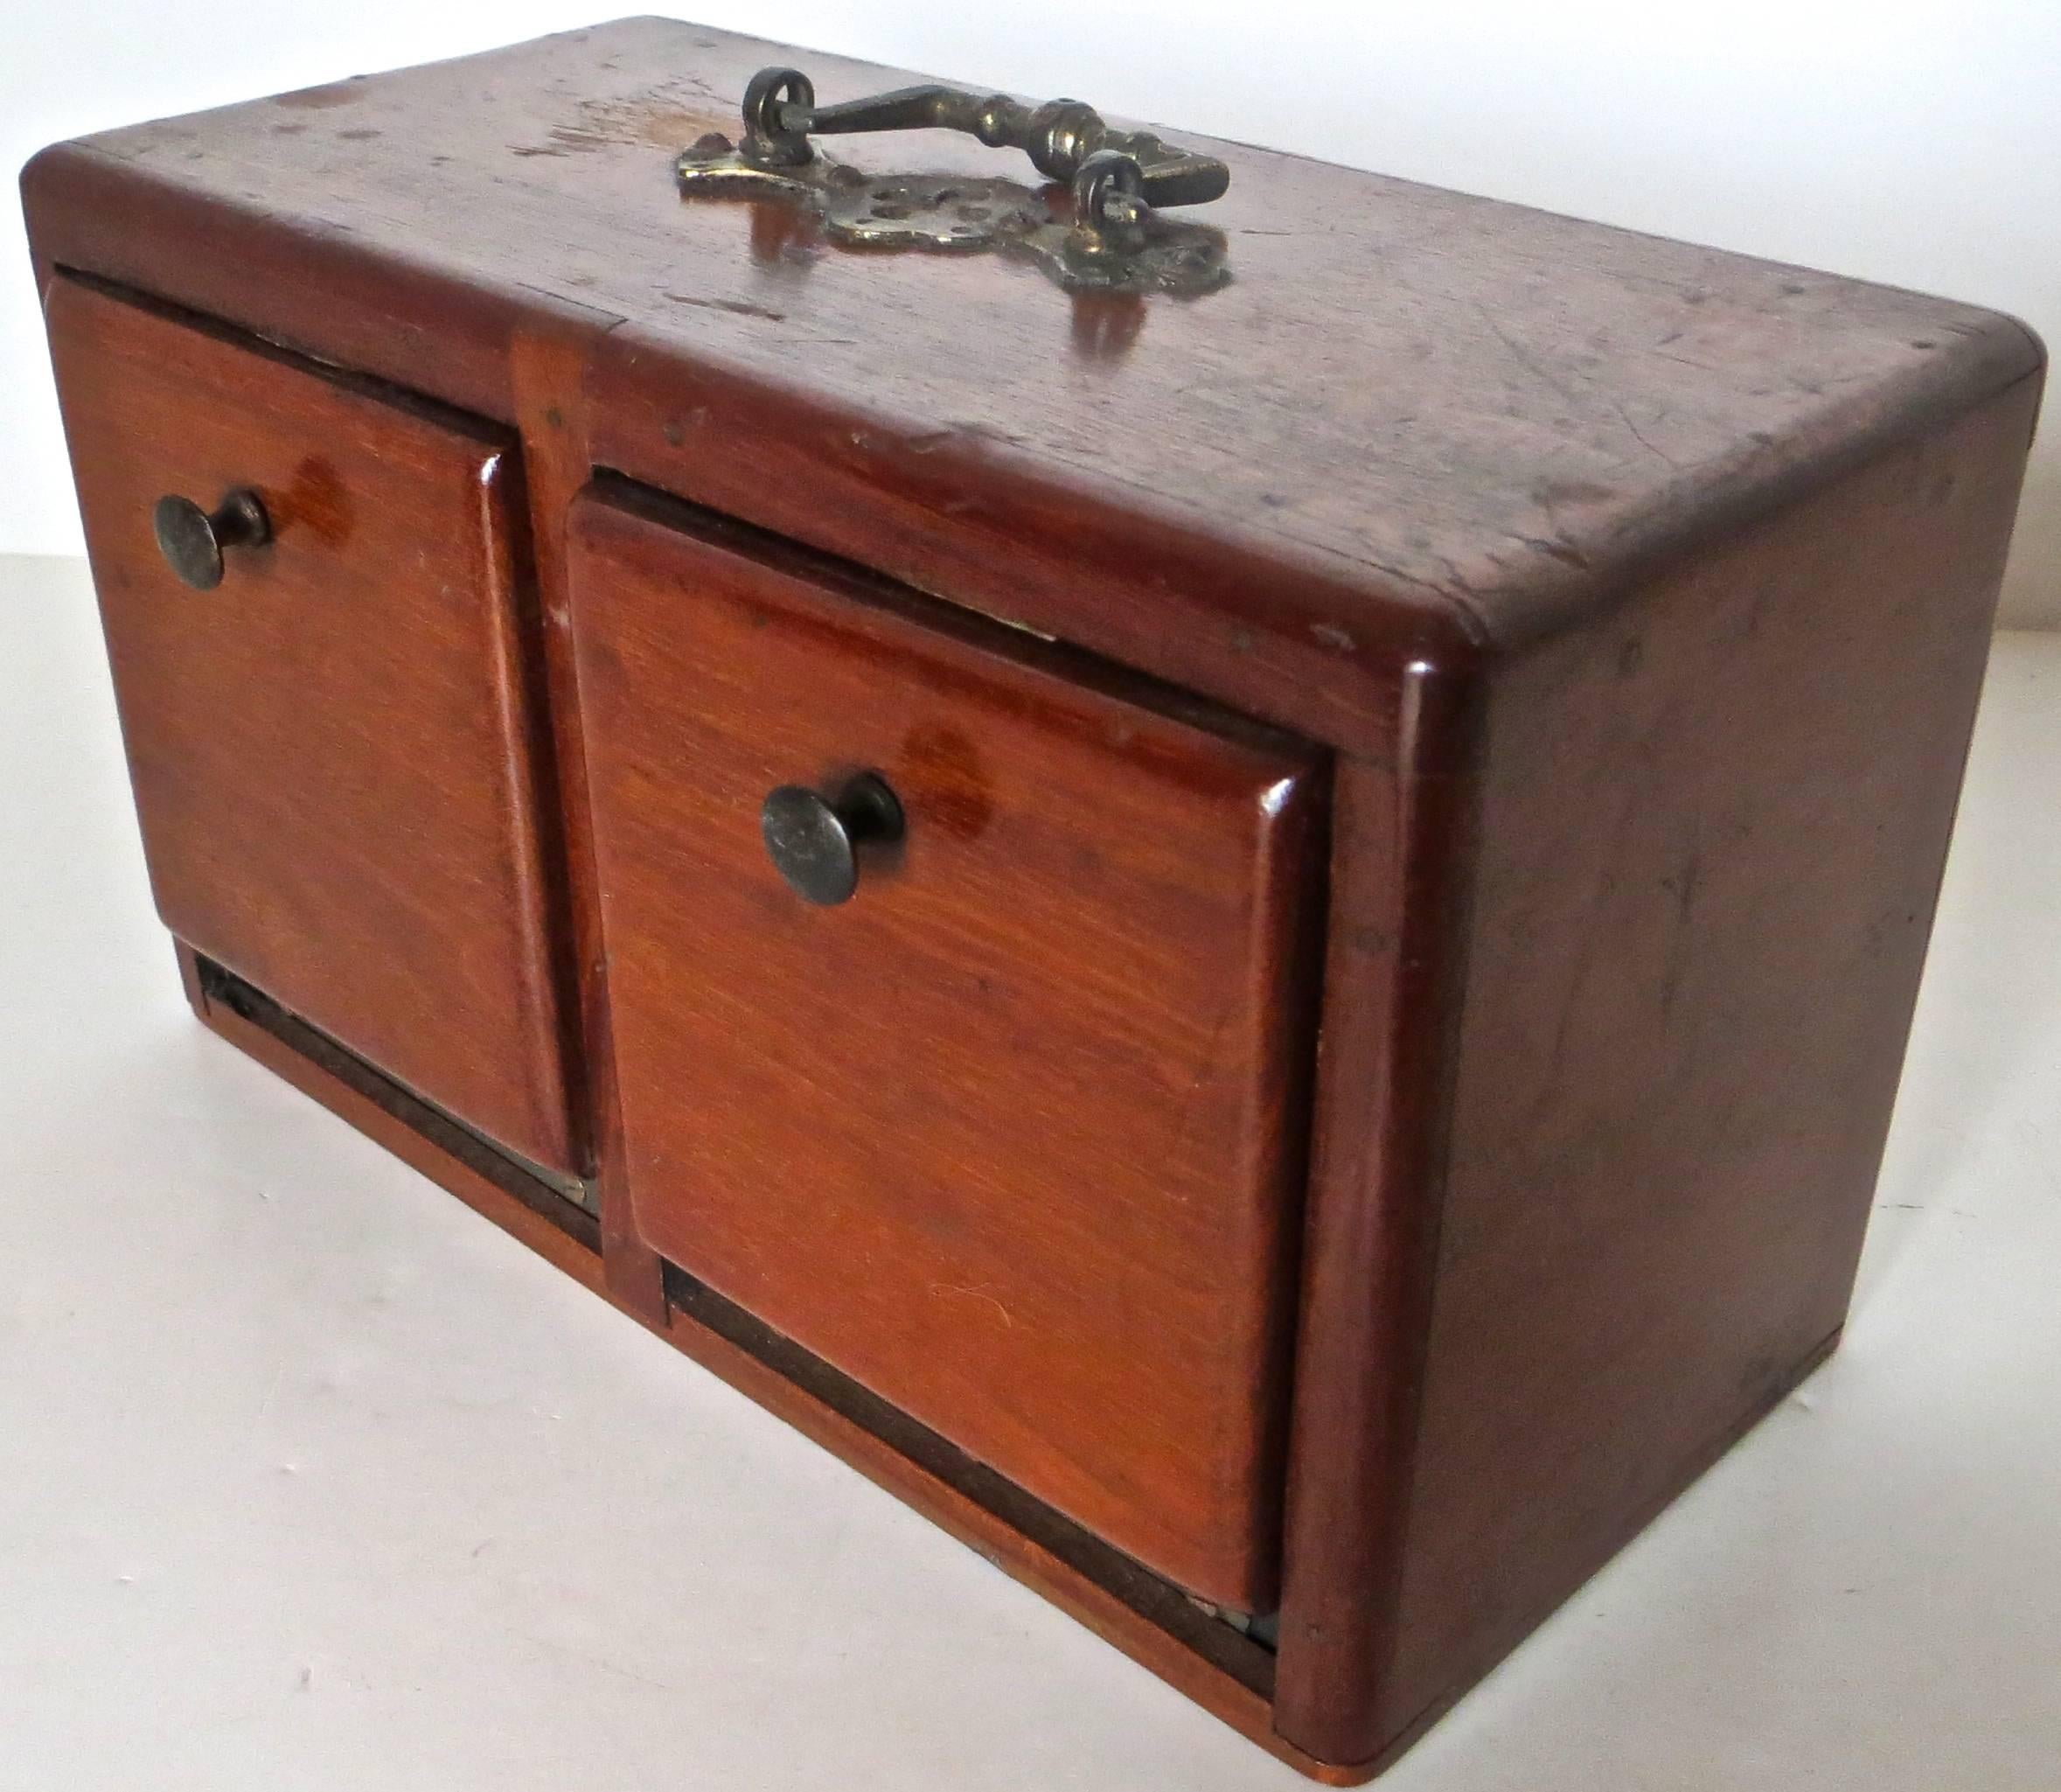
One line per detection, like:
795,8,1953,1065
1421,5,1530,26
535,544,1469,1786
31,17,2041,677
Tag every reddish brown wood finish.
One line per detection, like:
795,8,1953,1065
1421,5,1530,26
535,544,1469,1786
20,21,2039,750
1347,373,2044,1763
1272,703,1482,1757
508,309,670,1325
1274,376,2041,1769
45,276,578,1173
24,18,2048,1782
567,483,1323,1609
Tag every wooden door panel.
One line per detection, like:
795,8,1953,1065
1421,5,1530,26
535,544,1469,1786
569,484,1323,1607
46,277,577,1173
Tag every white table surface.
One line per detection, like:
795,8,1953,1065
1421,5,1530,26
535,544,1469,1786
3,552,2056,1790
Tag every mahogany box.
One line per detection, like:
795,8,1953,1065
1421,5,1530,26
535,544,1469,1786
21,18,2043,1779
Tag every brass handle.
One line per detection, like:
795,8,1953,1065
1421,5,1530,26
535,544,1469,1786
678,67,1232,295
737,66,1229,241
153,489,270,589
760,771,904,907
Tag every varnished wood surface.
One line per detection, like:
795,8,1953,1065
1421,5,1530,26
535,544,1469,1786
45,277,578,1173
508,305,669,1323
20,21,2049,1780
20,18,2043,758
567,482,1323,1609
1342,373,2044,1762
1272,715,1482,1758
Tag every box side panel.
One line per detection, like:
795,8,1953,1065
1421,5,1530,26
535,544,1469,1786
1370,372,2040,1750
1271,691,1487,1767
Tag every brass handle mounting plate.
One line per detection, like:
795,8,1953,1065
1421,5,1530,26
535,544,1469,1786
676,67,1232,296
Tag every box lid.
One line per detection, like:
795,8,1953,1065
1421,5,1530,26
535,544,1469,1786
25,17,2043,747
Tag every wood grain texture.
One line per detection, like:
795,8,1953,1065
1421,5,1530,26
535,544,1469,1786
508,307,669,1325
567,481,1324,1608
22,21,2051,1781
1338,372,2044,1764
46,276,578,1172
1271,706,1483,1760
19,18,2042,755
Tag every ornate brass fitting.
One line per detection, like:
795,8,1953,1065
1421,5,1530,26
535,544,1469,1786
676,67,1232,296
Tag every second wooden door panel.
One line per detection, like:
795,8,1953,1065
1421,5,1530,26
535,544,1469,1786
568,484,1323,1608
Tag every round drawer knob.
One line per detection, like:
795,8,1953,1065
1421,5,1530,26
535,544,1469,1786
760,771,904,906
152,488,271,589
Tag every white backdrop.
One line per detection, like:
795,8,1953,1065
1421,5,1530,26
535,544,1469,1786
5,2,2057,624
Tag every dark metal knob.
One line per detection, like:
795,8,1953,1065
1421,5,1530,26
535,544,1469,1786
760,771,903,906
152,488,270,589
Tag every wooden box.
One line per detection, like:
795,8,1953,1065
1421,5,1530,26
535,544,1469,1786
22,19,2043,1779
